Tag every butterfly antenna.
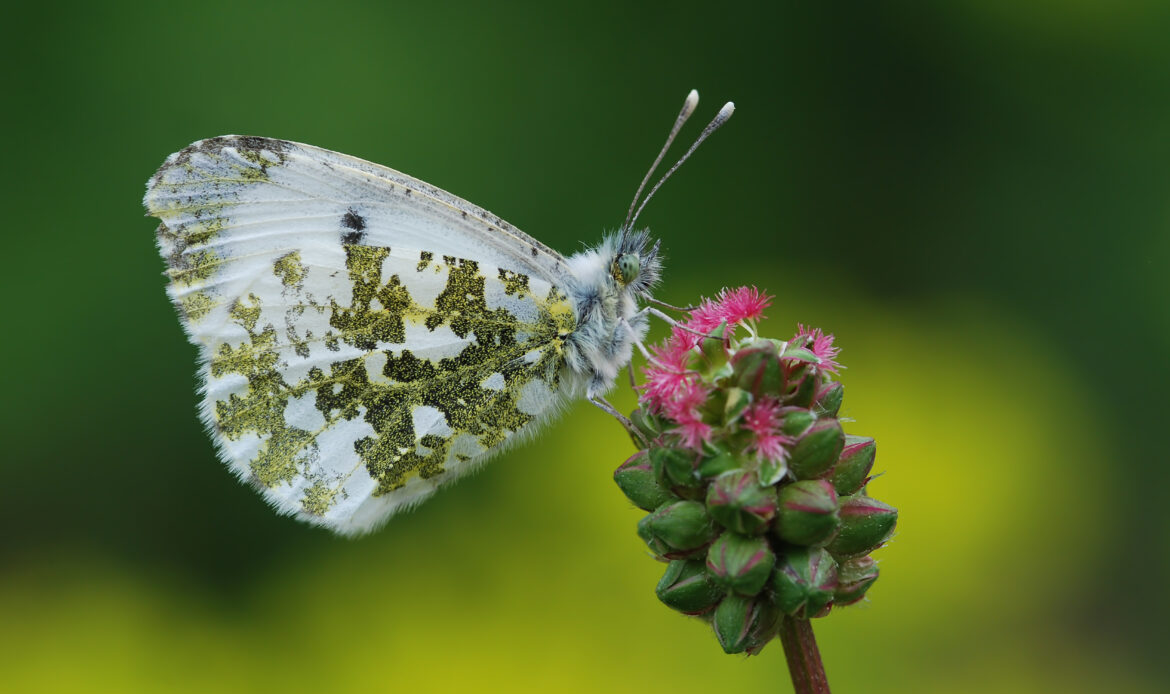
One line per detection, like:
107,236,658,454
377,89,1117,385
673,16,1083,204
628,100,735,230
622,89,700,231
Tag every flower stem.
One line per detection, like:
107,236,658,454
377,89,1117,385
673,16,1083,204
778,616,831,693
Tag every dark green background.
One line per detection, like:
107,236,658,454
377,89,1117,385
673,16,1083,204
2,1,1165,692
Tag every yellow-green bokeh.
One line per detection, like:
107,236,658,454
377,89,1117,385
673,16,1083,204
2,1,1165,692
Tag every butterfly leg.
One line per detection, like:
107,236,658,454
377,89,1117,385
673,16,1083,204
641,306,719,341
589,395,649,448
648,297,697,312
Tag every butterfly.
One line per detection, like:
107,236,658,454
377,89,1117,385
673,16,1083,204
144,90,733,535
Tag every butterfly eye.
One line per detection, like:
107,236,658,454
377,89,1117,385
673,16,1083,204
615,253,641,286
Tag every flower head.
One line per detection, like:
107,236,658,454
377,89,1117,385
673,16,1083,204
666,380,713,450
639,340,696,413
796,324,842,375
715,286,771,325
685,286,772,337
742,398,792,461
615,285,895,659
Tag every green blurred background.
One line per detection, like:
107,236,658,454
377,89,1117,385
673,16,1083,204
2,1,1166,691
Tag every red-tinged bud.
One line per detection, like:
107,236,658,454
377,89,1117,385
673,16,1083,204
731,339,784,396
712,594,781,655
706,533,776,596
705,470,779,535
656,560,726,614
774,480,840,547
788,418,845,480
827,495,898,559
828,436,875,495
650,446,702,489
785,369,820,408
614,451,676,512
781,408,816,437
835,556,880,605
814,381,844,418
771,547,838,618
638,500,718,558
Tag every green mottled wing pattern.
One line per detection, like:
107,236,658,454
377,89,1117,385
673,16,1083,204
145,136,578,535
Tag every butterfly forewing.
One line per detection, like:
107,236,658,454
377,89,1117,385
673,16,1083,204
146,136,577,535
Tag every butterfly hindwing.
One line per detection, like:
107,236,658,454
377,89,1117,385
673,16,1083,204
145,136,578,535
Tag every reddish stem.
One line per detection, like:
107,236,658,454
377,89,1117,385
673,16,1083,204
778,616,831,694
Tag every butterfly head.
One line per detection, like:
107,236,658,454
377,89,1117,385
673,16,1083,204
611,228,661,297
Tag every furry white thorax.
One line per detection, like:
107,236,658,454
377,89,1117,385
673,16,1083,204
561,230,661,398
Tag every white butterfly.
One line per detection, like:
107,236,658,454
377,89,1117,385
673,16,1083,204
144,90,733,535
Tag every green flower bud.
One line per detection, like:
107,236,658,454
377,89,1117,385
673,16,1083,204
723,387,752,425
826,494,897,559
698,388,729,427
656,560,726,615
636,514,671,557
706,533,776,596
731,339,783,396
779,345,819,364
835,556,880,605
781,408,816,437
698,449,741,479
712,594,781,655
631,408,664,441
700,322,730,364
639,500,718,557
828,436,875,496
649,446,701,489
614,451,676,511
786,368,820,408
705,469,779,534
774,480,840,546
814,381,844,417
788,418,845,480
771,546,839,618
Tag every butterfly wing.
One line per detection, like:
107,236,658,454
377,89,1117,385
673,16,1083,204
145,136,578,535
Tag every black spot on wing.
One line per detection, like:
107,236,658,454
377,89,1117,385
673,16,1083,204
342,209,366,231
341,209,367,244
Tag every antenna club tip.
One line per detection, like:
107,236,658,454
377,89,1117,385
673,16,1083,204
683,89,700,115
719,102,736,118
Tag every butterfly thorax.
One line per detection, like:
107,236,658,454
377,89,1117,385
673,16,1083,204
562,230,661,398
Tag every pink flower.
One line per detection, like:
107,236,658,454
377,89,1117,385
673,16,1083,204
684,297,728,335
664,379,709,421
637,287,777,449
663,380,713,450
638,340,696,412
670,411,713,450
795,324,842,375
682,286,773,337
715,286,771,325
669,322,704,352
742,398,792,461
